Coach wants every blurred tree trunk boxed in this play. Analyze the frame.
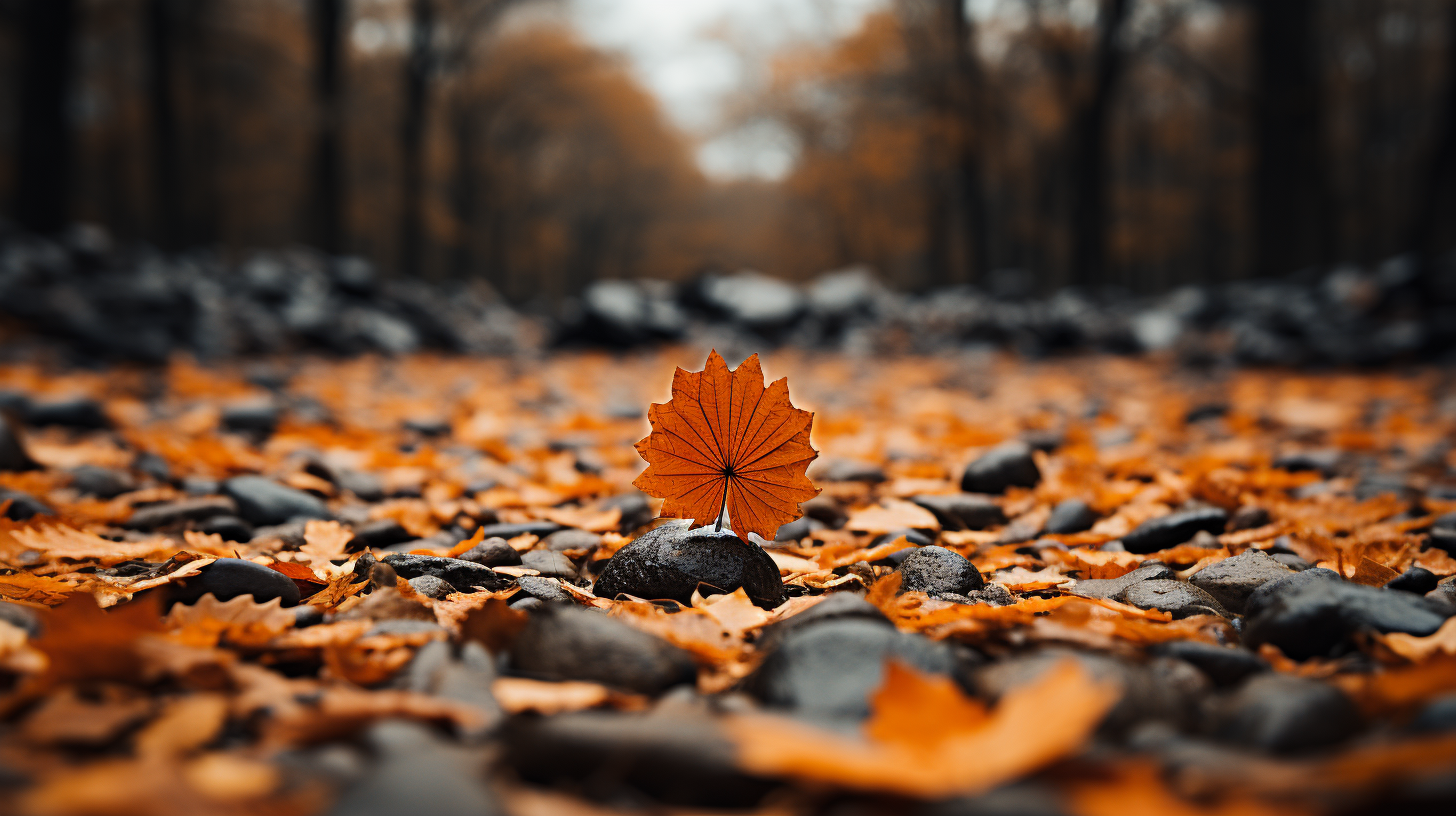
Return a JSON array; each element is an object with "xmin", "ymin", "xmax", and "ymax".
[
  {"xmin": 1069, "ymin": 0, "xmax": 1130, "ymax": 288},
  {"xmin": 1251, "ymin": 0, "xmax": 1327, "ymax": 277},
  {"xmin": 15, "ymin": 0, "xmax": 77, "ymax": 234},
  {"xmin": 1409, "ymin": 2, "xmax": 1456, "ymax": 284},
  {"xmin": 947, "ymin": 0, "xmax": 989, "ymax": 285},
  {"xmin": 400, "ymin": 0, "xmax": 436, "ymax": 278},
  {"xmin": 310, "ymin": 0, "xmax": 346, "ymax": 255},
  {"xmin": 450, "ymin": 103, "xmax": 478, "ymax": 278},
  {"xmin": 145, "ymin": 0, "xmax": 181, "ymax": 249}
]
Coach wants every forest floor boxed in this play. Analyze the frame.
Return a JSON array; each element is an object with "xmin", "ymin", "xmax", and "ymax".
[{"xmin": 1, "ymin": 348, "xmax": 1455, "ymax": 815}]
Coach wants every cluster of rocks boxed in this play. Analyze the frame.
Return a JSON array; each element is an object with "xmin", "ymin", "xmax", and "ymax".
[
  {"xmin": 3, "ymin": 223, "xmax": 1454, "ymax": 366},
  {"xmin": 0, "ymin": 224, "xmax": 528, "ymax": 362}
]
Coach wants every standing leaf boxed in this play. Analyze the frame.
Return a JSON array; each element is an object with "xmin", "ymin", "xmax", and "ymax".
[{"xmin": 633, "ymin": 351, "xmax": 819, "ymax": 543}]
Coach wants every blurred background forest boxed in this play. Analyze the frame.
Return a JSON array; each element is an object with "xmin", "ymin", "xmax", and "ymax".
[{"xmin": 1, "ymin": 0, "xmax": 1455, "ymax": 305}]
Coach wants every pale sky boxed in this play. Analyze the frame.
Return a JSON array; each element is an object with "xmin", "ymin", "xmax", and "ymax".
[{"xmin": 568, "ymin": 0, "xmax": 888, "ymax": 180}]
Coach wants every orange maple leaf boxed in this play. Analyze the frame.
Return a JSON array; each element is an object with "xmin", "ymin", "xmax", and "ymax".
[{"xmin": 632, "ymin": 350, "xmax": 819, "ymax": 543}]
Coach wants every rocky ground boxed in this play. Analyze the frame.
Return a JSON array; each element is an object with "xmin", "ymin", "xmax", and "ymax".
[
  {"xmin": 3, "ymin": 223, "xmax": 1455, "ymax": 367},
  {"xmin": 1, "ymin": 349, "xmax": 1455, "ymax": 815}
]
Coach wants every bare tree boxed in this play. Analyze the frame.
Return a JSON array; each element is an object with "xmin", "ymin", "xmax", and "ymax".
[
  {"xmin": 311, "ymin": 0, "xmax": 347, "ymax": 254},
  {"xmin": 1068, "ymin": 0, "xmax": 1131, "ymax": 287},
  {"xmin": 15, "ymin": 0, "xmax": 77, "ymax": 234}
]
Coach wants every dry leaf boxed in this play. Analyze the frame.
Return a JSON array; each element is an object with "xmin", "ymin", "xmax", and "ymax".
[{"xmin": 632, "ymin": 351, "xmax": 819, "ymax": 542}]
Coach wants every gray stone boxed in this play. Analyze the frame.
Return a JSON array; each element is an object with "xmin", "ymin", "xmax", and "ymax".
[
  {"xmin": 1385, "ymin": 566, "xmax": 1439, "ymax": 595},
  {"xmin": 516, "ymin": 576, "xmax": 574, "ymax": 604},
  {"xmin": 323, "ymin": 720, "xmax": 501, "ymax": 816},
  {"xmin": 593, "ymin": 522, "xmax": 784, "ymax": 609},
  {"xmin": 1044, "ymin": 498, "xmax": 1097, "ymax": 534},
  {"xmin": 1120, "ymin": 507, "xmax": 1228, "ymax": 554},
  {"xmin": 68, "ymin": 465, "xmax": 135, "ymax": 499},
  {"xmin": 542, "ymin": 529, "xmax": 602, "ymax": 552},
  {"xmin": 456, "ymin": 538, "xmax": 520, "ymax": 567},
  {"xmin": 1188, "ymin": 550, "xmax": 1296, "ymax": 614},
  {"xmin": 1245, "ymin": 573, "xmax": 1450, "ymax": 660},
  {"xmin": 960, "ymin": 441, "xmax": 1040, "ymax": 494},
  {"xmin": 508, "ymin": 605, "xmax": 697, "ymax": 695},
  {"xmin": 911, "ymin": 493, "xmax": 1007, "ymax": 531},
  {"xmin": 125, "ymin": 496, "xmax": 238, "ymax": 530},
  {"xmin": 350, "ymin": 519, "xmax": 412, "ymax": 550},
  {"xmin": 0, "ymin": 489, "xmax": 50, "ymax": 521},
  {"xmin": 167, "ymin": 558, "xmax": 300, "ymax": 607},
  {"xmin": 1148, "ymin": 640, "xmax": 1269, "ymax": 687},
  {"xmin": 1069, "ymin": 562, "xmax": 1175, "ymax": 601},
  {"xmin": 408, "ymin": 575, "xmax": 455, "ymax": 600},
  {"xmin": 381, "ymin": 554, "xmax": 505, "ymax": 592},
  {"xmin": 520, "ymin": 550, "xmax": 577, "ymax": 580},
  {"xmin": 809, "ymin": 458, "xmax": 886, "ymax": 483},
  {"xmin": 1227, "ymin": 505, "xmax": 1272, "ymax": 531},
  {"xmin": 223, "ymin": 476, "xmax": 329, "ymax": 526},
  {"xmin": 1214, "ymin": 674, "xmax": 1360, "ymax": 754},
  {"xmin": 1121, "ymin": 579, "xmax": 1229, "ymax": 618},
  {"xmin": 897, "ymin": 545, "xmax": 985, "ymax": 596}
]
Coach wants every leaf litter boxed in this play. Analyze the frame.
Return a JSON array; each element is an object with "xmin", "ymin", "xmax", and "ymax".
[{"xmin": 0, "ymin": 351, "xmax": 1451, "ymax": 813}]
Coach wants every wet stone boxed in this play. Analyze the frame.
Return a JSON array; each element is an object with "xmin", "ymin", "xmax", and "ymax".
[
  {"xmin": 744, "ymin": 617, "xmax": 960, "ymax": 721},
  {"xmin": 1120, "ymin": 507, "xmax": 1228, "ymax": 554},
  {"xmin": 1044, "ymin": 498, "xmax": 1097, "ymax": 534},
  {"xmin": 1385, "ymin": 566, "xmax": 1439, "ymax": 595},
  {"xmin": 593, "ymin": 522, "xmax": 785, "ymax": 609},
  {"xmin": 1188, "ymin": 549, "xmax": 1296, "ymax": 614},
  {"xmin": 911, "ymin": 493, "xmax": 1006, "ymax": 531},
  {"xmin": 516, "ymin": 575, "xmax": 574, "ymax": 604},
  {"xmin": 349, "ymin": 518, "xmax": 412, "ymax": 550},
  {"xmin": 68, "ymin": 465, "xmax": 135, "ymax": 499},
  {"xmin": 222, "ymin": 475, "xmax": 329, "ymax": 526},
  {"xmin": 196, "ymin": 515, "xmax": 253, "ymax": 543},
  {"xmin": 1273, "ymin": 553, "xmax": 1314, "ymax": 571},
  {"xmin": 510, "ymin": 596, "xmax": 544, "ymax": 612},
  {"xmin": 125, "ymin": 496, "xmax": 237, "ymax": 530},
  {"xmin": 508, "ymin": 604, "xmax": 697, "ymax": 695},
  {"xmin": 381, "ymin": 554, "xmax": 506, "ymax": 592},
  {"xmin": 457, "ymin": 538, "xmax": 520, "ymax": 567},
  {"xmin": 1120, "ymin": 579, "xmax": 1229, "ymax": 618},
  {"xmin": 1244, "ymin": 572, "xmax": 1450, "ymax": 660},
  {"xmin": 520, "ymin": 550, "xmax": 577, "ymax": 580},
  {"xmin": 543, "ymin": 528, "xmax": 603, "ymax": 552},
  {"xmin": 0, "ymin": 489, "xmax": 51, "ymax": 521},
  {"xmin": 896, "ymin": 545, "xmax": 984, "ymax": 597},
  {"xmin": 408, "ymin": 575, "xmax": 455, "ymax": 600},
  {"xmin": 1215, "ymin": 674, "xmax": 1361, "ymax": 754},
  {"xmin": 220, "ymin": 400, "xmax": 280, "ymax": 436},
  {"xmin": 1070, "ymin": 562, "xmax": 1175, "ymax": 601},
  {"xmin": 167, "ymin": 558, "xmax": 300, "ymax": 607},
  {"xmin": 1148, "ymin": 640, "xmax": 1269, "ymax": 687},
  {"xmin": 960, "ymin": 441, "xmax": 1040, "ymax": 494}
]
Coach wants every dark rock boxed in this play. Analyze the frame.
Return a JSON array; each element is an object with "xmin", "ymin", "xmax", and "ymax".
[
  {"xmin": 251, "ymin": 521, "xmax": 309, "ymax": 549},
  {"xmin": 996, "ymin": 513, "xmax": 1044, "ymax": 544},
  {"xmin": 381, "ymin": 554, "xmax": 505, "ymax": 592},
  {"xmin": 222, "ymin": 476, "xmax": 329, "ymax": 526},
  {"xmin": 974, "ymin": 648, "xmax": 1196, "ymax": 734},
  {"xmin": 1273, "ymin": 449, "xmax": 1342, "ymax": 476},
  {"xmin": 911, "ymin": 493, "xmax": 1007, "ymax": 531},
  {"xmin": 125, "ymin": 496, "xmax": 237, "ymax": 530},
  {"xmin": 773, "ymin": 515, "xmax": 824, "ymax": 541},
  {"xmin": 322, "ymin": 720, "xmax": 501, "ymax": 816},
  {"xmin": 872, "ymin": 527, "xmax": 935, "ymax": 549},
  {"xmin": 517, "ymin": 576, "xmax": 574, "ymax": 604},
  {"xmin": 1188, "ymin": 550, "xmax": 1296, "ymax": 614},
  {"xmin": 0, "ymin": 489, "xmax": 51, "ymax": 521},
  {"xmin": 293, "ymin": 606, "xmax": 325, "ymax": 628},
  {"xmin": 1427, "ymin": 581, "xmax": 1456, "ymax": 614},
  {"xmin": 1228, "ymin": 505, "xmax": 1272, "ymax": 531},
  {"xmin": 0, "ymin": 600, "xmax": 41, "ymax": 637},
  {"xmin": 1273, "ymin": 553, "xmax": 1314, "ymax": 571},
  {"xmin": 401, "ymin": 641, "xmax": 500, "ymax": 732},
  {"xmin": 336, "ymin": 469, "xmax": 385, "ymax": 502},
  {"xmin": 1185, "ymin": 402, "xmax": 1229, "ymax": 423},
  {"xmin": 25, "ymin": 396, "xmax": 109, "ymax": 429},
  {"xmin": 1431, "ymin": 528, "xmax": 1456, "ymax": 556},
  {"xmin": 809, "ymin": 458, "xmax": 886, "ymax": 483},
  {"xmin": 1148, "ymin": 641, "xmax": 1269, "ymax": 687},
  {"xmin": 457, "ymin": 538, "xmax": 520, "ymax": 567},
  {"xmin": 800, "ymin": 496, "xmax": 848, "ymax": 528},
  {"xmin": 167, "ymin": 558, "xmax": 300, "ymax": 607},
  {"xmin": 510, "ymin": 596, "xmax": 544, "ymax": 612},
  {"xmin": 595, "ymin": 492, "xmax": 654, "ymax": 531},
  {"xmin": 508, "ymin": 604, "xmax": 696, "ymax": 695},
  {"xmin": 1120, "ymin": 507, "xmax": 1228, "ymax": 554},
  {"xmin": 68, "ymin": 465, "xmax": 136, "ymax": 499},
  {"xmin": 504, "ymin": 709, "xmax": 773, "ymax": 808},
  {"xmin": 1409, "ymin": 694, "xmax": 1456, "ymax": 733},
  {"xmin": 897, "ymin": 545, "xmax": 984, "ymax": 596},
  {"xmin": 1215, "ymin": 674, "xmax": 1360, "ymax": 754},
  {"xmin": 1019, "ymin": 429, "xmax": 1065, "ymax": 453},
  {"xmin": 350, "ymin": 519, "xmax": 412, "ymax": 550},
  {"xmin": 1070, "ymin": 562, "xmax": 1175, "ymax": 601},
  {"xmin": 196, "ymin": 515, "xmax": 253, "ymax": 542},
  {"xmin": 181, "ymin": 477, "xmax": 219, "ymax": 496},
  {"xmin": 754, "ymin": 593, "xmax": 888, "ymax": 653},
  {"xmin": 960, "ymin": 441, "xmax": 1040, "ymax": 494},
  {"xmin": 408, "ymin": 575, "xmax": 456, "ymax": 600},
  {"xmin": 696, "ymin": 272, "xmax": 805, "ymax": 331},
  {"xmin": 220, "ymin": 400, "xmax": 280, "ymax": 436},
  {"xmin": 1121, "ymin": 579, "xmax": 1229, "ymax": 618},
  {"xmin": 520, "ymin": 550, "xmax": 577, "ymax": 580},
  {"xmin": 593, "ymin": 522, "xmax": 785, "ymax": 609},
  {"xmin": 1355, "ymin": 473, "xmax": 1415, "ymax": 502},
  {"xmin": 542, "ymin": 529, "xmax": 602, "ymax": 552},
  {"xmin": 744, "ymin": 617, "xmax": 960, "ymax": 720},
  {"xmin": 402, "ymin": 417, "xmax": 450, "ymax": 437},
  {"xmin": 1386, "ymin": 566, "xmax": 1439, "ymax": 595},
  {"xmin": 1044, "ymin": 498, "xmax": 1097, "ymax": 534},
  {"xmin": 474, "ymin": 521, "xmax": 562, "ymax": 539},
  {"xmin": 0, "ymin": 414, "xmax": 39, "ymax": 472},
  {"xmin": 1245, "ymin": 574, "xmax": 1450, "ymax": 660},
  {"xmin": 1244, "ymin": 568, "xmax": 1342, "ymax": 619},
  {"xmin": 940, "ymin": 584, "xmax": 1017, "ymax": 607}
]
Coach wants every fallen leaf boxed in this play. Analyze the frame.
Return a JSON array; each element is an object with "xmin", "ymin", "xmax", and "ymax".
[
  {"xmin": 632, "ymin": 350, "xmax": 819, "ymax": 542},
  {"xmin": 492, "ymin": 677, "xmax": 648, "ymax": 715}
]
